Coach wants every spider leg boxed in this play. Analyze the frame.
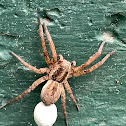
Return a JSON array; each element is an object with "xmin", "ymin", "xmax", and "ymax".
[
  {"xmin": 74, "ymin": 40, "xmax": 106, "ymax": 72},
  {"xmin": 43, "ymin": 23, "xmax": 57, "ymax": 63},
  {"xmin": 0, "ymin": 76, "xmax": 48, "ymax": 109},
  {"xmin": 73, "ymin": 51, "xmax": 116, "ymax": 77},
  {"xmin": 11, "ymin": 52, "xmax": 49, "ymax": 74},
  {"xmin": 64, "ymin": 81, "xmax": 80, "ymax": 111},
  {"xmin": 38, "ymin": 18, "xmax": 51, "ymax": 65},
  {"xmin": 61, "ymin": 85, "xmax": 68, "ymax": 126}
]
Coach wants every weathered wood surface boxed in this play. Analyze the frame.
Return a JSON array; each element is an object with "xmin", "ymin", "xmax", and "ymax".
[{"xmin": 0, "ymin": 0, "xmax": 126, "ymax": 126}]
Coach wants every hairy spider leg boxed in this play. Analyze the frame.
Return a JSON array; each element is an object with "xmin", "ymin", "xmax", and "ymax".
[
  {"xmin": 11, "ymin": 52, "xmax": 49, "ymax": 74},
  {"xmin": 73, "ymin": 51, "xmax": 116, "ymax": 77},
  {"xmin": 38, "ymin": 18, "xmax": 51, "ymax": 65},
  {"xmin": 0, "ymin": 76, "xmax": 48, "ymax": 109},
  {"xmin": 64, "ymin": 81, "xmax": 80, "ymax": 111},
  {"xmin": 61, "ymin": 85, "xmax": 68, "ymax": 126},
  {"xmin": 43, "ymin": 23, "xmax": 57, "ymax": 63},
  {"xmin": 74, "ymin": 40, "xmax": 106, "ymax": 72}
]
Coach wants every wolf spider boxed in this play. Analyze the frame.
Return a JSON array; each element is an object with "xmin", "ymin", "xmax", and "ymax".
[{"xmin": 0, "ymin": 18, "xmax": 115, "ymax": 126}]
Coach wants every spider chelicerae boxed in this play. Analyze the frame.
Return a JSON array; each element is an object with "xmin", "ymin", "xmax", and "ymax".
[{"xmin": 0, "ymin": 18, "xmax": 115, "ymax": 126}]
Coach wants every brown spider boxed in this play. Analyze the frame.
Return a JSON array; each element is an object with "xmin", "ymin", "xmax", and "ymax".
[{"xmin": 0, "ymin": 18, "xmax": 115, "ymax": 126}]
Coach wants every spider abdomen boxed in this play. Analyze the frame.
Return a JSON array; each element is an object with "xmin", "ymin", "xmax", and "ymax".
[{"xmin": 41, "ymin": 80, "xmax": 61, "ymax": 105}]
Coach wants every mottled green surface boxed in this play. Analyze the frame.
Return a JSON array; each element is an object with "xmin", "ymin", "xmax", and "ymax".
[{"xmin": 0, "ymin": 0, "xmax": 126, "ymax": 126}]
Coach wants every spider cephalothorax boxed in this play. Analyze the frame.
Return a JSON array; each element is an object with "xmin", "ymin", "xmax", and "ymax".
[{"xmin": 0, "ymin": 18, "xmax": 115, "ymax": 126}]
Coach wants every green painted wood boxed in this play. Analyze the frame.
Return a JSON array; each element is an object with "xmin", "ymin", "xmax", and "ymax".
[{"xmin": 0, "ymin": 0, "xmax": 126, "ymax": 126}]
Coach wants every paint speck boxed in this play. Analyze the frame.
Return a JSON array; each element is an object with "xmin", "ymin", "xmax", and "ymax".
[
  {"xmin": 116, "ymin": 80, "xmax": 119, "ymax": 83},
  {"xmin": 0, "ymin": 50, "xmax": 11, "ymax": 60},
  {"xmin": 116, "ymin": 89, "xmax": 120, "ymax": 94}
]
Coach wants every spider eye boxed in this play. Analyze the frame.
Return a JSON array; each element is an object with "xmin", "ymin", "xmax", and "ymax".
[
  {"xmin": 71, "ymin": 61, "xmax": 76, "ymax": 66},
  {"xmin": 71, "ymin": 62, "xmax": 73, "ymax": 65},
  {"xmin": 57, "ymin": 55, "xmax": 60, "ymax": 61},
  {"xmin": 58, "ymin": 55, "xmax": 63, "ymax": 62}
]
